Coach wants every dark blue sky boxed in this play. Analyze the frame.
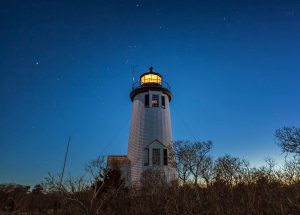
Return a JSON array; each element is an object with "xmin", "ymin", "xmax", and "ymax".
[{"xmin": 1, "ymin": 0, "xmax": 300, "ymax": 185}]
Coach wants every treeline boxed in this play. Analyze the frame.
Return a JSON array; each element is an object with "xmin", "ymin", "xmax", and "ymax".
[{"xmin": 1, "ymin": 127, "xmax": 300, "ymax": 215}]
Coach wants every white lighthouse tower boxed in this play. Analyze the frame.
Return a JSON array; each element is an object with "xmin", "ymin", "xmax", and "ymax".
[{"xmin": 127, "ymin": 67, "xmax": 176, "ymax": 185}]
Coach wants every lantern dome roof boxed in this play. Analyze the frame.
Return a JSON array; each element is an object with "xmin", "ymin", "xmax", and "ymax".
[{"xmin": 130, "ymin": 66, "xmax": 172, "ymax": 101}]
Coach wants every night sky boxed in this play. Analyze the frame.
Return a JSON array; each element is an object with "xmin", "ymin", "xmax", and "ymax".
[{"xmin": 1, "ymin": 0, "xmax": 300, "ymax": 185}]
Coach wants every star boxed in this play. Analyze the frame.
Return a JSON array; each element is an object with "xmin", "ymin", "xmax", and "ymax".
[{"xmin": 35, "ymin": 61, "xmax": 39, "ymax": 65}]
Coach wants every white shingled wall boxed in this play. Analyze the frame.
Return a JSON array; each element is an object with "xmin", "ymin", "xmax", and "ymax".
[{"xmin": 127, "ymin": 90, "xmax": 176, "ymax": 185}]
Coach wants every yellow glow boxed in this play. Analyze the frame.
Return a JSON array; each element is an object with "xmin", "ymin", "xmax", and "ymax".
[{"xmin": 141, "ymin": 74, "xmax": 162, "ymax": 85}]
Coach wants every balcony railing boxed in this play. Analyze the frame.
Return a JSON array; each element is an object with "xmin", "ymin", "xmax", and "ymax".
[{"xmin": 131, "ymin": 81, "xmax": 171, "ymax": 91}]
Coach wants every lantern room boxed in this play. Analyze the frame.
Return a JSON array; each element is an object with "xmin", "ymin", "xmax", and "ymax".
[
  {"xmin": 130, "ymin": 66, "xmax": 172, "ymax": 102},
  {"xmin": 140, "ymin": 66, "xmax": 162, "ymax": 85}
]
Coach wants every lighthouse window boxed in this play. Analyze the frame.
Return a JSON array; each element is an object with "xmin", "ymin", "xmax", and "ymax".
[
  {"xmin": 152, "ymin": 148, "xmax": 160, "ymax": 166},
  {"xmin": 145, "ymin": 94, "xmax": 149, "ymax": 108},
  {"xmin": 152, "ymin": 95, "xmax": 159, "ymax": 107},
  {"xmin": 161, "ymin": 96, "xmax": 165, "ymax": 109},
  {"xmin": 144, "ymin": 148, "xmax": 149, "ymax": 166},
  {"xmin": 163, "ymin": 149, "xmax": 168, "ymax": 165}
]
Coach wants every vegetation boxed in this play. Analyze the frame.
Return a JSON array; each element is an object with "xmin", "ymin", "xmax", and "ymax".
[{"xmin": 1, "ymin": 127, "xmax": 300, "ymax": 214}]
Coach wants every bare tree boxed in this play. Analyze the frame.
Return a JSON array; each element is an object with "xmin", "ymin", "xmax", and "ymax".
[
  {"xmin": 281, "ymin": 156, "xmax": 300, "ymax": 184},
  {"xmin": 42, "ymin": 156, "xmax": 124, "ymax": 215},
  {"xmin": 173, "ymin": 140, "xmax": 213, "ymax": 185},
  {"xmin": 173, "ymin": 141, "xmax": 193, "ymax": 184},
  {"xmin": 82, "ymin": 156, "xmax": 126, "ymax": 214},
  {"xmin": 189, "ymin": 141, "xmax": 212, "ymax": 185},
  {"xmin": 200, "ymin": 156, "xmax": 214, "ymax": 186},
  {"xmin": 85, "ymin": 156, "xmax": 109, "ymax": 214},
  {"xmin": 213, "ymin": 154, "xmax": 244, "ymax": 186},
  {"xmin": 275, "ymin": 127, "xmax": 300, "ymax": 156},
  {"xmin": 262, "ymin": 157, "xmax": 278, "ymax": 182},
  {"xmin": 43, "ymin": 172, "xmax": 90, "ymax": 214}
]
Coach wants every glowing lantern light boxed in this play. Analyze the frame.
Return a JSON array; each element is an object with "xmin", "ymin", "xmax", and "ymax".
[{"xmin": 140, "ymin": 73, "xmax": 162, "ymax": 85}]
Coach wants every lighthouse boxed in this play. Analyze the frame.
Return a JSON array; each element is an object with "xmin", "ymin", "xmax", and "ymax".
[{"xmin": 127, "ymin": 67, "xmax": 176, "ymax": 185}]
